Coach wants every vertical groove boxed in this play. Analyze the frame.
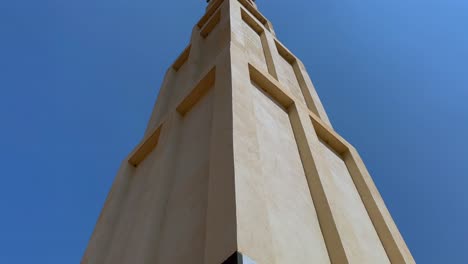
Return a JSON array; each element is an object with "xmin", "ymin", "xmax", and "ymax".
[
  {"xmin": 260, "ymin": 33, "xmax": 278, "ymax": 79},
  {"xmin": 292, "ymin": 62, "xmax": 321, "ymax": 116},
  {"xmin": 343, "ymin": 150, "xmax": 415, "ymax": 264},
  {"xmin": 288, "ymin": 105, "xmax": 349, "ymax": 264}
]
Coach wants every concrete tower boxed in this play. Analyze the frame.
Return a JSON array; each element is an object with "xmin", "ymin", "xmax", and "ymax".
[{"xmin": 82, "ymin": 0, "xmax": 415, "ymax": 263}]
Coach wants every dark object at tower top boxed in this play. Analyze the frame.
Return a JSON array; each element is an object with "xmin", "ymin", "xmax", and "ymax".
[{"xmin": 207, "ymin": 0, "xmax": 255, "ymax": 2}]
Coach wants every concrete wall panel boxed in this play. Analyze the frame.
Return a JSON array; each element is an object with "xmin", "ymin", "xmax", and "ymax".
[
  {"xmin": 318, "ymin": 139, "xmax": 390, "ymax": 264},
  {"xmin": 234, "ymin": 81, "xmax": 330, "ymax": 264},
  {"xmin": 242, "ymin": 21, "xmax": 268, "ymax": 73},
  {"xmin": 156, "ymin": 88, "xmax": 214, "ymax": 264},
  {"xmin": 276, "ymin": 54, "xmax": 305, "ymax": 105}
]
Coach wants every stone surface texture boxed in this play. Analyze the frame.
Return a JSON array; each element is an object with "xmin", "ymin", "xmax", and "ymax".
[{"xmin": 82, "ymin": 0, "xmax": 416, "ymax": 263}]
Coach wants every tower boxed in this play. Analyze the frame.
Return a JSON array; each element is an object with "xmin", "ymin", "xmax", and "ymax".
[{"xmin": 82, "ymin": 0, "xmax": 415, "ymax": 263}]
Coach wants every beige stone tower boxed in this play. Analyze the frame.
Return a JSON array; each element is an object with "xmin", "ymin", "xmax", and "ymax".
[{"xmin": 82, "ymin": 0, "xmax": 415, "ymax": 263}]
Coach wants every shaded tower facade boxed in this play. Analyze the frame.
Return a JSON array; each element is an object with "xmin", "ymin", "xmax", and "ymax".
[{"xmin": 82, "ymin": 0, "xmax": 415, "ymax": 263}]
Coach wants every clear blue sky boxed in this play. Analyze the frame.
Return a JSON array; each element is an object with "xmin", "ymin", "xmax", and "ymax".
[{"xmin": 0, "ymin": 0, "xmax": 467, "ymax": 263}]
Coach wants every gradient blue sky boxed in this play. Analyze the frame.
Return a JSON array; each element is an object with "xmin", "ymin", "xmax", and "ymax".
[{"xmin": 1, "ymin": 0, "xmax": 467, "ymax": 263}]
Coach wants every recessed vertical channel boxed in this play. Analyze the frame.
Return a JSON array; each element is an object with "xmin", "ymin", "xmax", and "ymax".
[
  {"xmin": 236, "ymin": 66, "xmax": 331, "ymax": 262},
  {"xmin": 274, "ymin": 41, "xmax": 307, "ymax": 105},
  {"xmin": 241, "ymin": 9, "xmax": 276, "ymax": 78},
  {"xmin": 274, "ymin": 40, "xmax": 323, "ymax": 119},
  {"xmin": 313, "ymin": 124, "xmax": 391, "ymax": 263},
  {"xmin": 238, "ymin": 0, "xmax": 270, "ymax": 32}
]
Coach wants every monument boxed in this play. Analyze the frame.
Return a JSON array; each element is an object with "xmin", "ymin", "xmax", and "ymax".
[{"xmin": 82, "ymin": 0, "xmax": 415, "ymax": 263}]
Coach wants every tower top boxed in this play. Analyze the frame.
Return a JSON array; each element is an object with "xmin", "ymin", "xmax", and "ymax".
[
  {"xmin": 207, "ymin": 0, "xmax": 257, "ymax": 11},
  {"xmin": 207, "ymin": 0, "xmax": 255, "ymax": 2}
]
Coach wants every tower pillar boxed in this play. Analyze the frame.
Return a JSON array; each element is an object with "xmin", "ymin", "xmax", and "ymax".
[{"xmin": 82, "ymin": 0, "xmax": 415, "ymax": 263}]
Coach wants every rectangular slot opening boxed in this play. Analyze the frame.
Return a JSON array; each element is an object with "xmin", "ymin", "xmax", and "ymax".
[
  {"xmin": 198, "ymin": 0, "xmax": 224, "ymax": 29},
  {"xmin": 248, "ymin": 63, "xmax": 293, "ymax": 108},
  {"xmin": 241, "ymin": 9, "xmax": 277, "ymax": 78},
  {"xmin": 275, "ymin": 40, "xmax": 296, "ymax": 64},
  {"xmin": 238, "ymin": 0, "xmax": 269, "ymax": 30},
  {"xmin": 275, "ymin": 39, "xmax": 324, "ymax": 117},
  {"xmin": 172, "ymin": 45, "xmax": 191, "ymax": 71},
  {"xmin": 241, "ymin": 8, "xmax": 263, "ymax": 34},
  {"xmin": 310, "ymin": 114, "xmax": 348, "ymax": 155},
  {"xmin": 129, "ymin": 124, "xmax": 162, "ymax": 167},
  {"xmin": 201, "ymin": 9, "xmax": 222, "ymax": 38},
  {"xmin": 177, "ymin": 67, "xmax": 216, "ymax": 115}
]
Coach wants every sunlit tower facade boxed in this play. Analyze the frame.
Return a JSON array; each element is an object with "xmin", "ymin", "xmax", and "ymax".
[{"xmin": 82, "ymin": 0, "xmax": 415, "ymax": 263}]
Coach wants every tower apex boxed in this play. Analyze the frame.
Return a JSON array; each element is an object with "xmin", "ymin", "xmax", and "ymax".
[
  {"xmin": 207, "ymin": 0, "xmax": 255, "ymax": 2},
  {"xmin": 207, "ymin": 0, "xmax": 257, "ymax": 10},
  {"xmin": 207, "ymin": 0, "xmax": 255, "ymax": 1}
]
